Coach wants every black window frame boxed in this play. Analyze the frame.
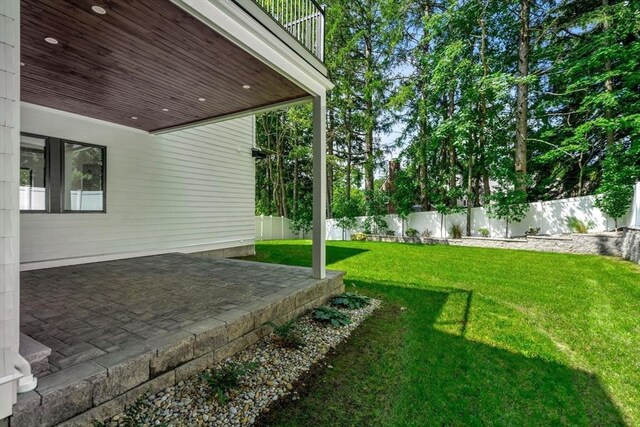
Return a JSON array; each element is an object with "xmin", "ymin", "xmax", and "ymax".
[{"xmin": 19, "ymin": 132, "xmax": 107, "ymax": 214}]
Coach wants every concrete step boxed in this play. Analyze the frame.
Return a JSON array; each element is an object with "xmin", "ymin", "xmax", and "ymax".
[{"xmin": 20, "ymin": 334, "xmax": 52, "ymax": 377}]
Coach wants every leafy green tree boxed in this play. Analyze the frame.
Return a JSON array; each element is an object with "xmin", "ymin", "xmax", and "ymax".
[
  {"xmin": 486, "ymin": 177, "xmax": 530, "ymax": 237},
  {"xmin": 391, "ymin": 167, "xmax": 418, "ymax": 236},
  {"xmin": 363, "ymin": 189, "xmax": 389, "ymax": 234},
  {"xmin": 333, "ymin": 187, "xmax": 365, "ymax": 239},
  {"xmin": 531, "ymin": 0, "xmax": 640, "ymax": 198},
  {"xmin": 595, "ymin": 143, "xmax": 639, "ymax": 229}
]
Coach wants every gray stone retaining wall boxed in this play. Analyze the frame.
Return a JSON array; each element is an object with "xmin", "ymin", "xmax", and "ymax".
[
  {"xmin": 621, "ymin": 228, "xmax": 640, "ymax": 264},
  {"xmin": 366, "ymin": 232, "xmax": 623, "ymax": 256}
]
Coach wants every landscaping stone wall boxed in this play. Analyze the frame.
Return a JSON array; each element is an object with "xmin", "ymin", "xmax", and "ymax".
[
  {"xmin": 621, "ymin": 228, "xmax": 640, "ymax": 264},
  {"xmin": 366, "ymin": 232, "xmax": 623, "ymax": 256}
]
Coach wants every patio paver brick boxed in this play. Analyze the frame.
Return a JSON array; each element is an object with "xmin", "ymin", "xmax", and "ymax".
[{"xmin": 15, "ymin": 253, "xmax": 344, "ymax": 426}]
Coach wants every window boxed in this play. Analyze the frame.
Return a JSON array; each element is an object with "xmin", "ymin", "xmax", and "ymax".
[
  {"xmin": 20, "ymin": 135, "xmax": 47, "ymax": 211},
  {"xmin": 64, "ymin": 142, "xmax": 105, "ymax": 212},
  {"xmin": 19, "ymin": 133, "xmax": 106, "ymax": 213}
]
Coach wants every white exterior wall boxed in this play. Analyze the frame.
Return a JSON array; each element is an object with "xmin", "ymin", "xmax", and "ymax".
[
  {"xmin": 0, "ymin": 0, "xmax": 20, "ymax": 419},
  {"xmin": 20, "ymin": 104, "xmax": 256, "ymax": 270}
]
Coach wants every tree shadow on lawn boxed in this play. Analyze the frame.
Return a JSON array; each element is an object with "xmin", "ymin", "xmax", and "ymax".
[
  {"xmin": 242, "ymin": 243, "xmax": 369, "ymax": 267},
  {"xmin": 260, "ymin": 283, "xmax": 625, "ymax": 427}
]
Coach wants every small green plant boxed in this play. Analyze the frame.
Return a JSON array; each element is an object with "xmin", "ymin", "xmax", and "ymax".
[
  {"xmin": 525, "ymin": 227, "xmax": 540, "ymax": 236},
  {"xmin": 566, "ymin": 216, "xmax": 593, "ymax": 234},
  {"xmin": 421, "ymin": 229, "xmax": 433, "ymax": 238},
  {"xmin": 331, "ymin": 292, "xmax": 371, "ymax": 310},
  {"xmin": 265, "ymin": 319, "xmax": 305, "ymax": 349},
  {"xmin": 200, "ymin": 362, "xmax": 258, "ymax": 403},
  {"xmin": 405, "ymin": 228, "xmax": 419, "ymax": 237},
  {"xmin": 313, "ymin": 306, "xmax": 351, "ymax": 327},
  {"xmin": 351, "ymin": 232, "xmax": 367, "ymax": 241},
  {"xmin": 385, "ymin": 230, "xmax": 396, "ymax": 237},
  {"xmin": 449, "ymin": 224, "xmax": 463, "ymax": 239},
  {"xmin": 478, "ymin": 227, "xmax": 490, "ymax": 237}
]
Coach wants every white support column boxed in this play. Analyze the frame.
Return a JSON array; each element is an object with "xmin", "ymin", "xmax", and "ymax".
[
  {"xmin": 312, "ymin": 94, "xmax": 326, "ymax": 279},
  {"xmin": 0, "ymin": 0, "xmax": 22, "ymax": 419}
]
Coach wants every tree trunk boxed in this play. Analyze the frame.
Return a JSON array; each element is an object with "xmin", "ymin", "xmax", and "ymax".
[
  {"xmin": 419, "ymin": 1, "xmax": 432, "ymax": 210},
  {"xmin": 479, "ymin": 11, "xmax": 491, "ymax": 200},
  {"xmin": 363, "ymin": 16, "xmax": 375, "ymax": 197},
  {"xmin": 467, "ymin": 142, "xmax": 474, "ymax": 236},
  {"xmin": 275, "ymin": 118, "xmax": 288, "ymax": 218},
  {"xmin": 327, "ymin": 108, "xmax": 335, "ymax": 218},
  {"xmin": 448, "ymin": 88, "xmax": 457, "ymax": 207},
  {"xmin": 292, "ymin": 157, "xmax": 298, "ymax": 218},
  {"xmin": 346, "ymin": 128, "xmax": 352, "ymax": 201},
  {"xmin": 603, "ymin": 0, "xmax": 614, "ymax": 146},
  {"xmin": 515, "ymin": 0, "xmax": 530, "ymax": 192}
]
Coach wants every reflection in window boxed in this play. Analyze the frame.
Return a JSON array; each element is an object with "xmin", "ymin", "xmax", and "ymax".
[
  {"xmin": 64, "ymin": 142, "xmax": 105, "ymax": 211},
  {"xmin": 20, "ymin": 135, "xmax": 46, "ymax": 211}
]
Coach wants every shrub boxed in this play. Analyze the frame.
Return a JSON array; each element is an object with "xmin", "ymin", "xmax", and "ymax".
[
  {"xmin": 478, "ymin": 227, "xmax": 490, "ymax": 237},
  {"xmin": 331, "ymin": 292, "xmax": 371, "ymax": 310},
  {"xmin": 405, "ymin": 228, "xmax": 419, "ymax": 238},
  {"xmin": 449, "ymin": 224, "xmax": 463, "ymax": 239},
  {"xmin": 385, "ymin": 230, "xmax": 396, "ymax": 237},
  {"xmin": 351, "ymin": 232, "xmax": 367, "ymax": 241},
  {"xmin": 566, "ymin": 216, "xmax": 593, "ymax": 234},
  {"xmin": 421, "ymin": 229, "xmax": 433, "ymax": 238},
  {"xmin": 313, "ymin": 306, "xmax": 351, "ymax": 327},
  {"xmin": 525, "ymin": 227, "xmax": 540, "ymax": 236},
  {"xmin": 200, "ymin": 362, "xmax": 258, "ymax": 402},
  {"xmin": 265, "ymin": 319, "xmax": 305, "ymax": 349}
]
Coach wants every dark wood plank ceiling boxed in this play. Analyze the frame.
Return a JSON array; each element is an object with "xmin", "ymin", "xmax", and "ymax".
[{"xmin": 21, "ymin": 0, "xmax": 309, "ymax": 132}]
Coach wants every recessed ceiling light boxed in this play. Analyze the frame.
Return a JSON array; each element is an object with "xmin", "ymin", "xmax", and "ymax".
[
  {"xmin": 162, "ymin": 108, "xmax": 169, "ymax": 112},
  {"xmin": 198, "ymin": 98, "xmax": 206, "ymax": 102},
  {"xmin": 45, "ymin": 37, "xmax": 59, "ymax": 45},
  {"xmin": 130, "ymin": 116, "xmax": 138, "ymax": 120},
  {"xmin": 92, "ymin": 5, "xmax": 107, "ymax": 14},
  {"xmin": 242, "ymin": 84, "xmax": 251, "ymax": 90}
]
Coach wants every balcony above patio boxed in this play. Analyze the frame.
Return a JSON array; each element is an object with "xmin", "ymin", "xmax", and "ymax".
[{"xmin": 21, "ymin": 0, "xmax": 331, "ymax": 133}]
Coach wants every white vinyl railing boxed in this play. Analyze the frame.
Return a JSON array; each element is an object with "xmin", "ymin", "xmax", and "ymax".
[{"xmin": 253, "ymin": 0, "xmax": 325, "ymax": 61}]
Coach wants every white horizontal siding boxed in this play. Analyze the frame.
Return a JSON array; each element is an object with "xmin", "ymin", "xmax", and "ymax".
[
  {"xmin": 0, "ymin": 0, "xmax": 20, "ymax": 419},
  {"xmin": 20, "ymin": 103, "xmax": 256, "ymax": 269}
]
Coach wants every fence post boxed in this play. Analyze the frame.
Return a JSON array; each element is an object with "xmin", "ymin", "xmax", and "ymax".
[{"xmin": 632, "ymin": 182, "xmax": 640, "ymax": 228}]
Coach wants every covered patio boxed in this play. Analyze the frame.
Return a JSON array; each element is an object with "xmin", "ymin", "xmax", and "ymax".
[
  {"xmin": 13, "ymin": 254, "xmax": 344, "ymax": 425},
  {"xmin": 0, "ymin": 0, "xmax": 335, "ymax": 423}
]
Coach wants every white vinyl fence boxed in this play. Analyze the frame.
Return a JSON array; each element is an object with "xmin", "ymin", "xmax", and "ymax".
[
  {"xmin": 255, "ymin": 215, "xmax": 307, "ymax": 241},
  {"xmin": 258, "ymin": 183, "xmax": 640, "ymax": 241},
  {"xmin": 327, "ymin": 191, "xmax": 638, "ymax": 240},
  {"xmin": 20, "ymin": 187, "xmax": 104, "ymax": 211}
]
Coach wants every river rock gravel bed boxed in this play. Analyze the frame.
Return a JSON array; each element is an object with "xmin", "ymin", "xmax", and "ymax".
[{"xmin": 101, "ymin": 299, "xmax": 381, "ymax": 426}]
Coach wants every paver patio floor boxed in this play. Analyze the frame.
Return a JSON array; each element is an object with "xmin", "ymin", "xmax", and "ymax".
[{"xmin": 20, "ymin": 253, "xmax": 329, "ymax": 375}]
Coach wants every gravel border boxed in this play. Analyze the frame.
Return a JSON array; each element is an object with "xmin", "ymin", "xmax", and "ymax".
[{"xmin": 101, "ymin": 299, "xmax": 381, "ymax": 426}]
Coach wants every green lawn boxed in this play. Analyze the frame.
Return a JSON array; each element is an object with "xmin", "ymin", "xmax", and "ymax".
[{"xmin": 245, "ymin": 240, "xmax": 639, "ymax": 426}]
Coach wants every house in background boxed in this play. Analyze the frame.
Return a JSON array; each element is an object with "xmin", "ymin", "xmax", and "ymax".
[{"xmin": 0, "ymin": 0, "xmax": 336, "ymax": 424}]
